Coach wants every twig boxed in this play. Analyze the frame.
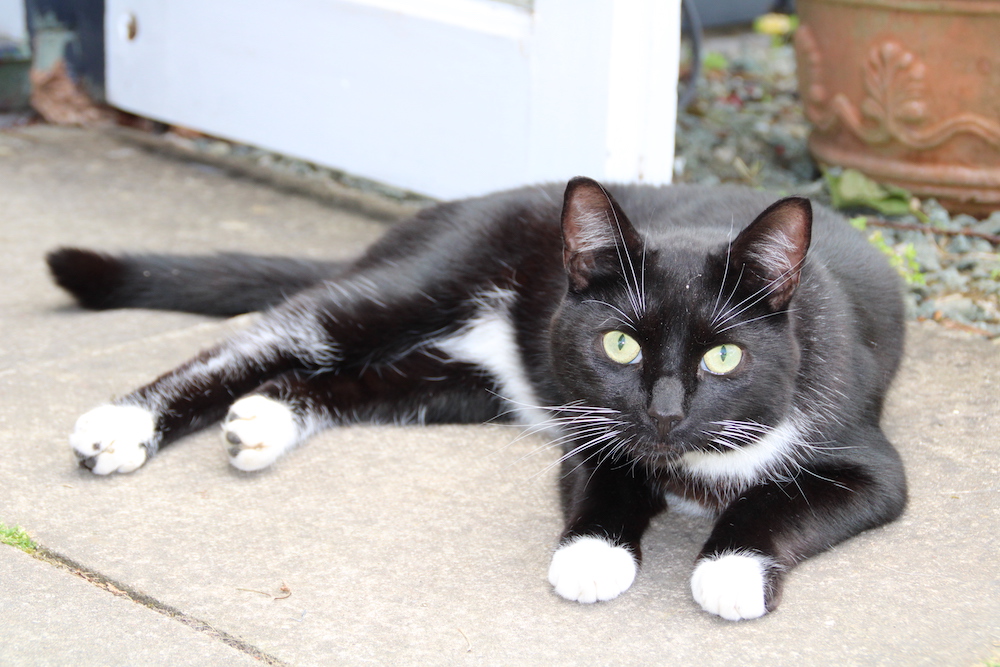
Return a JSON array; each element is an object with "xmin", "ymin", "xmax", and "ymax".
[
  {"xmin": 237, "ymin": 582, "xmax": 292, "ymax": 600},
  {"xmin": 236, "ymin": 587, "xmax": 271, "ymax": 597},
  {"xmin": 866, "ymin": 217, "xmax": 1000, "ymax": 246},
  {"xmin": 457, "ymin": 628, "xmax": 473, "ymax": 653}
]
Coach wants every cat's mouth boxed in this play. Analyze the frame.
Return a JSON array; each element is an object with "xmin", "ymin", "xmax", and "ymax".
[
  {"xmin": 628, "ymin": 430, "xmax": 696, "ymax": 466},
  {"xmin": 631, "ymin": 419, "xmax": 759, "ymax": 468}
]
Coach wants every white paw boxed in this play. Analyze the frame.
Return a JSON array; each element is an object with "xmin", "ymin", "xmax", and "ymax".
[
  {"xmin": 690, "ymin": 552, "xmax": 772, "ymax": 621},
  {"xmin": 548, "ymin": 536, "xmax": 637, "ymax": 604},
  {"xmin": 70, "ymin": 404, "xmax": 155, "ymax": 475},
  {"xmin": 223, "ymin": 395, "xmax": 300, "ymax": 471}
]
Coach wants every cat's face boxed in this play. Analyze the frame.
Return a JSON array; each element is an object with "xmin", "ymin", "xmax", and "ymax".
[{"xmin": 549, "ymin": 178, "xmax": 811, "ymax": 468}]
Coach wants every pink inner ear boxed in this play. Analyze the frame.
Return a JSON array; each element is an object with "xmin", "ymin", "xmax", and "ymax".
[
  {"xmin": 562, "ymin": 179, "xmax": 618, "ymax": 257},
  {"xmin": 731, "ymin": 196, "xmax": 812, "ymax": 310},
  {"xmin": 749, "ymin": 229, "xmax": 802, "ymax": 281},
  {"xmin": 560, "ymin": 177, "xmax": 638, "ymax": 291}
]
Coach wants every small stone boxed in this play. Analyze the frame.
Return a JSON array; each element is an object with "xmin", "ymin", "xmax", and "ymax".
[
  {"xmin": 911, "ymin": 239, "xmax": 942, "ymax": 273},
  {"xmin": 935, "ymin": 267, "xmax": 970, "ymax": 292},
  {"xmin": 205, "ymin": 141, "xmax": 231, "ymax": 157},
  {"xmin": 953, "ymin": 213, "xmax": 979, "ymax": 229},
  {"xmin": 973, "ymin": 278, "xmax": 1000, "ymax": 297},
  {"xmin": 973, "ymin": 214, "xmax": 1000, "ymax": 236},
  {"xmin": 955, "ymin": 256, "xmax": 978, "ymax": 272},
  {"xmin": 713, "ymin": 146, "xmax": 736, "ymax": 164},
  {"xmin": 915, "ymin": 299, "xmax": 939, "ymax": 320},
  {"xmin": 947, "ymin": 235, "xmax": 973, "ymax": 254},
  {"xmin": 924, "ymin": 200, "xmax": 948, "ymax": 223},
  {"xmin": 970, "ymin": 239, "xmax": 996, "ymax": 253},
  {"xmin": 932, "ymin": 296, "xmax": 982, "ymax": 324}
]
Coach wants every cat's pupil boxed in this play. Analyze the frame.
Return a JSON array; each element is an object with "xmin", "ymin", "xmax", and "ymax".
[{"xmin": 616, "ymin": 334, "xmax": 627, "ymax": 351}]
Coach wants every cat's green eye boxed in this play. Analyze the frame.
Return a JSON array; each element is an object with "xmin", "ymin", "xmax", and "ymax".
[
  {"xmin": 701, "ymin": 344, "xmax": 744, "ymax": 375},
  {"xmin": 602, "ymin": 331, "xmax": 642, "ymax": 365}
]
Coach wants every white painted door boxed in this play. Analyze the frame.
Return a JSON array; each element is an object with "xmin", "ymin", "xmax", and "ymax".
[
  {"xmin": 105, "ymin": 0, "xmax": 680, "ymax": 200},
  {"xmin": 0, "ymin": 0, "xmax": 27, "ymax": 43}
]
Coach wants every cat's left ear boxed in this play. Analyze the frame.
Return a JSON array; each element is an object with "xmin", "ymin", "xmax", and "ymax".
[
  {"xmin": 561, "ymin": 177, "xmax": 643, "ymax": 291},
  {"xmin": 730, "ymin": 196, "xmax": 812, "ymax": 310}
]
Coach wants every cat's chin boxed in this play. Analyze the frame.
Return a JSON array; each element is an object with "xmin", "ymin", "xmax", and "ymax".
[{"xmin": 636, "ymin": 447, "xmax": 685, "ymax": 469}]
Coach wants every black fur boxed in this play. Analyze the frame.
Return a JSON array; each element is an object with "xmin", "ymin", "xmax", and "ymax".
[
  {"xmin": 47, "ymin": 248, "xmax": 344, "ymax": 315},
  {"xmin": 51, "ymin": 178, "xmax": 907, "ymax": 618}
]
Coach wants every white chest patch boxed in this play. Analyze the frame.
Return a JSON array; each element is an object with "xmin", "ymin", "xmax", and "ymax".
[
  {"xmin": 435, "ymin": 288, "xmax": 549, "ymax": 427},
  {"xmin": 680, "ymin": 417, "xmax": 805, "ymax": 487}
]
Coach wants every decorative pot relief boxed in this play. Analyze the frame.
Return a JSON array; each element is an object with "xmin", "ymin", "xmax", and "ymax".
[{"xmin": 795, "ymin": 25, "xmax": 1000, "ymax": 151}]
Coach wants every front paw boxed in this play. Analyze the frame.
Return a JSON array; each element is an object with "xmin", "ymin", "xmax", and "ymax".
[
  {"xmin": 690, "ymin": 552, "xmax": 777, "ymax": 621},
  {"xmin": 223, "ymin": 395, "xmax": 300, "ymax": 472},
  {"xmin": 548, "ymin": 536, "xmax": 637, "ymax": 604},
  {"xmin": 70, "ymin": 404, "xmax": 155, "ymax": 475}
]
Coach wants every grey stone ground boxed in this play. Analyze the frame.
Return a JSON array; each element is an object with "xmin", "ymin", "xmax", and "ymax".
[{"xmin": 0, "ymin": 126, "xmax": 998, "ymax": 666}]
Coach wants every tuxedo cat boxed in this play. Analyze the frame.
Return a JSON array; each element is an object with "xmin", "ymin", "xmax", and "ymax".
[{"xmin": 48, "ymin": 177, "xmax": 907, "ymax": 621}]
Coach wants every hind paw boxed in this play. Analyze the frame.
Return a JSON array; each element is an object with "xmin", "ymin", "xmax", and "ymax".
[
  {"xmin": 70, "ymin": 404, "xmax": 155, "ymax": 474},
  {"xmin": 223, "ymin": 396, "xmax": 300, "ymax": 471}
]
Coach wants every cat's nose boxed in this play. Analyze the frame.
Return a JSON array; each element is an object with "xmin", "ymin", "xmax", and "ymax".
[
  {"xmin": 649, "ymin": 410, "xmax": 683, "ymax": 439},
  {"xmin": 648, "ymin": 376, "xmax": 685, "ymax": 439}
]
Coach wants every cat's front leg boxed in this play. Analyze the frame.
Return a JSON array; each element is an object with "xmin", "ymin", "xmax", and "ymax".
[
  {"xmin": 691, "ymin": 440, "xmax": 906, "ymax": 620},
  {"xmin": 548, "ymin": 458, "xmax": 665, "ymax": 603},
  {"xmin": 690, "ymin": 549, "xmax": 783, "ymax": 621},
  {"xmin": 548, "ymin": 535, "xmax": 640, "ymax": 604}
]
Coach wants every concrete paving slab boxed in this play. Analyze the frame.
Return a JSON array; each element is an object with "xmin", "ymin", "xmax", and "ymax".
[
  {"xmin": 0, "ymin": 545, "xmax": 266, "ymax": 666},
  {"xmin": 1, "ymin": 126, "xmax": 998, "ymax": 666}
]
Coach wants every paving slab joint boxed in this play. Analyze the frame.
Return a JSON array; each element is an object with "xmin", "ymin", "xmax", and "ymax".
[{"xmin": 20, "ymin": 542, "xmax": 288, "ymax": 666}]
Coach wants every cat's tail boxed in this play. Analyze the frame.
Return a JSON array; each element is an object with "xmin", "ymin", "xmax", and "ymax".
[{"xmin": 46, "ymin": 248, "xmax": 346, "ymax": 315}]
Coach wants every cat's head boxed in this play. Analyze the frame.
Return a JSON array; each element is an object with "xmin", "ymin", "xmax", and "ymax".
[{"xmin": 549, "ymin": 177, "xmax": 812, "ymax": 469}]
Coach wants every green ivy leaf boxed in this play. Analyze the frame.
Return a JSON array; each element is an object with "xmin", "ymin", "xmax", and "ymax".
[{"xmin": 825, "ymin": 169, "xmax": 914, "ymax": 216}]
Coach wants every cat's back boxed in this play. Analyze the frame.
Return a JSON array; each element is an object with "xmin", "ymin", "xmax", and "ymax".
[
  {"xmin": 606, "ymin": 183, "xmax": 865, "ymax": 243},
  {"xmin": 369, "ymin": 181, "xmax": 900, "ymax": 319},
  {"xmin": 605, "ymin": 183, "xmax": 900, "ymax": 289}
]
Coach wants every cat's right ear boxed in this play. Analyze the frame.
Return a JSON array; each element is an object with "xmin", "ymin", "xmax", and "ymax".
[{"xmin": 561, "ymin": 177, "xmax": 641, "ymax": 291}]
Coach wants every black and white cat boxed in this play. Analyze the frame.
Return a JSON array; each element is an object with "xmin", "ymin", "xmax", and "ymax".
[{"xmin": 48, "ymin": 177, "xmax": 907, "ymax": 621}]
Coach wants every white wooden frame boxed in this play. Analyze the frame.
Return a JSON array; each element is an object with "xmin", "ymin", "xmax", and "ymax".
[
  {"xmin": 105, "ymin": 0, "xmax": 680, "ymax": 199},
  {"xmin": 0, "ymin": 0, "xmax": 28, "ymax": 43}
]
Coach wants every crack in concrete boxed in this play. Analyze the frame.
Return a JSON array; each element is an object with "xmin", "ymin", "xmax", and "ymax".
[{"xmin": 23, "ymin": 542, "xmax": 288, "ymax": 666}]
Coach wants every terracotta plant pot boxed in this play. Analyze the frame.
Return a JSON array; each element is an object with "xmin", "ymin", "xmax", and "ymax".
[{"xmin": 794, "ymin": 0, "xmax": 1000, "ymax": 215}]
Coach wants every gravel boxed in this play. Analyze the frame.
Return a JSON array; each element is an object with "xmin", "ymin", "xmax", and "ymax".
[{"xmin": 674, "ymin": 32, "xmax": 1000, "ymax": 339}]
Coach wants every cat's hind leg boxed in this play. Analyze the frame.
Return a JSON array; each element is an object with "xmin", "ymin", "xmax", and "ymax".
[
  {"xmin": 72, "ymin": 297, "xmax": 336, "ymax": 473},
  {"xmin": 221, "ymin": 353, "xmax": 501, "ymax": 471},
  {"xmin": 223, "ymin": 394, "xmax": 314, "ymax": 472},
  {"xmin": 72, "ymin": 263, "xmax": 503, "ymax": 474},
  {"xmin": 71, "ymin": 404, "xmax": 157, "ymax": 474}
]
